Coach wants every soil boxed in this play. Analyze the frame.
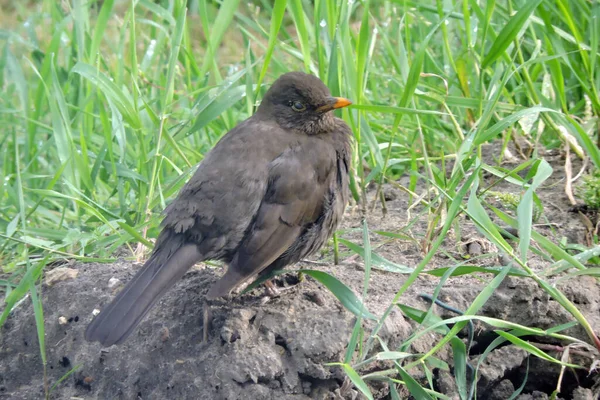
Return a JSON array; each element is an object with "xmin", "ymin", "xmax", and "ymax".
[{"xmin": 1, "ymin": 145, "xmax": 600, "ymax": 399}]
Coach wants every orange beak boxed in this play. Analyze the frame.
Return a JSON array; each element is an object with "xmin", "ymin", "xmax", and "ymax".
[{"xmin": 316, "ymin": 97, "xmax": 352, "ymax": 113}]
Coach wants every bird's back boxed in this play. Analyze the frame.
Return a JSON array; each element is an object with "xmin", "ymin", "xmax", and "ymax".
[{"xmin": 159, "ymin": 117, "xmax": 305, "ymax": 261}]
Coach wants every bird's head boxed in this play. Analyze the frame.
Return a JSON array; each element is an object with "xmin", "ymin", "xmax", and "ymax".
[{"xmin": 257, "ymin": 72, "xmax": 352, "ymax": 135}]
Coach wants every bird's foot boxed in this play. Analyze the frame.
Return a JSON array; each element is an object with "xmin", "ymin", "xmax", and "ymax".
[
  {"xmin": 263, "ymin": 279, "xmax": 281, "ymax": 297},
  {"xmin": 262, "ymin": 273, "xmax": 304, "ymax": 299}
]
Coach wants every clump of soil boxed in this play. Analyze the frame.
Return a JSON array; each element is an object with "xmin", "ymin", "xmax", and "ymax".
[{"xmin": 1, "ymin": 146, "xmax": 600, "ymax": 399}]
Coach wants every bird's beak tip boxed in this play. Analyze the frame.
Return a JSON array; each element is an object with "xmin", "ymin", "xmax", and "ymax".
[
  {"xmin": 317, "ymin": 97, "xmax": 352, "ymax": 113},
  {"xmin": 332, "ymin": 97, "xmax": 352, "ymax": 109}
]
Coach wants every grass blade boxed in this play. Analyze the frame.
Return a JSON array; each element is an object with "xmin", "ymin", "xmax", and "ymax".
[{"xmin": 481, "ymin": 0, "xmax": 543, "ymax": 69}]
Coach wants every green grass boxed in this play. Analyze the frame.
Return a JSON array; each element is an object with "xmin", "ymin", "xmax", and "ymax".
[{"xmin": 1, "ymin": 0, "xmax": 600, "ymax": 398}]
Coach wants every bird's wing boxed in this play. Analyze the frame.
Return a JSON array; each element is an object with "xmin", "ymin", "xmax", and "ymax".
[
  {"xmin": 206, "ymin": 144, "xmax": 334, "ymax": 298},
  {"xmin": 158, "ymin": 119, "xmax": 275, "ymax": 259}
]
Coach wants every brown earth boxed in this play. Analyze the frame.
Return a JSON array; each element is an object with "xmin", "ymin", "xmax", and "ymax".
[{"xmin": 1, "ymin": 145, "xmax": 599, "ymax": 399}]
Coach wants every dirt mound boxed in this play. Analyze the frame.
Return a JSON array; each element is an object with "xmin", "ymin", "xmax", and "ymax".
[
  {"xmin": 2, "ymin": 258, "xmax": 599, "ymax": 399},
  {"xmin": 2, "ymin": 150, "xmax": 600, "ymax": 398}
]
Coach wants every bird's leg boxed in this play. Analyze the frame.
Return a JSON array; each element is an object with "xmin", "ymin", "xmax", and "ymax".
[
  {"xmin": 263, "ymin": 272, "xmax": 305, "ymax": 298},
  {"xmin": 263, "ymin": 279, "xmax": 280, "ymax": 297}
]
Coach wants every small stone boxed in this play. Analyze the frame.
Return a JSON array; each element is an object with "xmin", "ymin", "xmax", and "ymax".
[
  {"xmin": 466, "ymin": 241, "xmax": 483, "ymax": 257},
  {"xmin": 487, "ymin": 379, "xmax": 515, "ymax": 400},
  {"xmin": 498, "ymin": 252, "xmax": 512, "ymax": 266},
  {"xmin": 302, "ymin": 380, "xmax": 312, "ymax": 394},
  {"xmin": 435, "ymin": 369, "xmax": 458, "ymax": 398},
  {"xmin": 461, "ymin": 237, "xmax": 496, "ymax": 258},
  {"xmin": 383, "ymin": 186, "xmax": 399, "ymax": 201},
  {"xmin": 476, "ymin": 345, "xmax": 527, "ymax": 391},
  {"xmin": 160, "ymin": 327, "xmax": 170, "ymax": 342},
  {"xmin": 58, "ymin": 316, "xmax": 68, "ymax": 325},
  {"xmin": 107, "ymin": 277, "xmax": 122, "ymax": 289},
  {"xmin": 503, "ymin": 148, "xmax": 518, "ymax": 163},
  {"xmin": 44, "ymin": 267, "xmax": 78, "ymax": 286},
  {"xmin": 516, "ymin": 391, "xmax": 549, "ymax": 400},
  {"xmin": 304, "ymin": 291, "xmax": 325, "ymax": 306},
  {"xmin": 572, "ymin": 387, "xmax": 594, "ymax": 400},
  {"xmin": 220, "ymin": 327, "xmax": 241, "ymax": 343}
]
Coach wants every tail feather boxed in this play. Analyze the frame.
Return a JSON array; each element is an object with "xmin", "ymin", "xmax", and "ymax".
[{"xmin": 85, "ymin": 244, "xmax": 202, "ymax": 346}]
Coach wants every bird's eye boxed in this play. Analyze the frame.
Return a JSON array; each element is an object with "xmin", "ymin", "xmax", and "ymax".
[{"xmin": 290, "ymin": 101, "xmax": 306, "ymax": 112}]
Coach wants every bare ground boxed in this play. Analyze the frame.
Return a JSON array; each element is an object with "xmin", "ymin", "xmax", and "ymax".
[{"xmin": 1, "ymin": 145, "xmax": 600, "ymax": 399}]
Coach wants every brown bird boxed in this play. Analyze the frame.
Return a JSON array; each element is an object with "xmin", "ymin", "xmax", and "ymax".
[{"xmin": 85, "ymin": 72, "xmax": 353, "ymax": 346}]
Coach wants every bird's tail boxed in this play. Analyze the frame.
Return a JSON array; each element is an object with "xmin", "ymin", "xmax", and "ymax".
[{"xmin": 85, "ymin": 243, "xmax": 202, "ymax": 346}]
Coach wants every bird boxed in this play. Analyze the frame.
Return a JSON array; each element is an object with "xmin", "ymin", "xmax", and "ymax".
[{"xmin": 85, "ymin": 71, "xmax": 353, "ymax": 346}]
